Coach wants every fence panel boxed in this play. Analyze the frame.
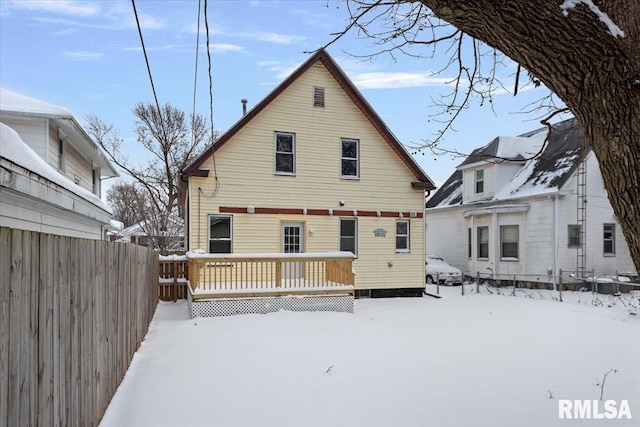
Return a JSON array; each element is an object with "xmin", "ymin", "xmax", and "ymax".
[{"xmin": 0, "ymin": 227, "xmax": 158, "ymax": 427}]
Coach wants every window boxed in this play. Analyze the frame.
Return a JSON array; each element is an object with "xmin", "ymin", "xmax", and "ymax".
[
  {"xmin": 603, "ymin": 223, "xmax": 616, "ymax": 255},
  {"xmin": 477, "ymin": 226, "xmax": 489, "ymax": 259},
  {"xmin": 275, "ymin": 132, "xmax": 295, "ymax": 175},
  {"xmin": 468, "ymin": 228, "xmax": 472, "ymax": 259},
  {"xmin": 396, "ymin": 220, "xmax": 410, "ymax": 252},
  {"xmin": 92, "ymin": 167, "xmax": 100, "ymax": 196},
  {"xmin": 568, "ymin": 224, "xmax": 581, "ymax": 247},
  {"xmin": 58, "ymin": 137, "xmax": 66, "ymax": 172},
  {"xmin": 313, "ymin": 87, "xmax": 325, "ymax": 107},
  {"xmin": 340, "ymin": 218, "xmax": 357, "ymax": 255},
  {"xmin": 475, "ymin": 169, "xmax": 484, "ymax": 193},
  {"xmin": 341, "ymin": 138, "xmax": 359, "ymax": 178},
  {"xmin": 500, "ymin": 225, "xmax": 519, "ymax": 259},
  {"xmin": 208, "ymin": 215, "xmax": 232, "ymax": 253}
]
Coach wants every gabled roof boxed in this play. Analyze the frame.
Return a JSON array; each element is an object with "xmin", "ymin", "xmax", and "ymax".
[
  {"xmin": 183, "ymin": 49, "xmax": 434, "ymax": 190},
  {"xmin": 426, "ymin": 118, "xmax": 588, "ymax": 209},
  {"xmin": 0, "ymin": 87, "xmax": 118, "ymax": 178}
]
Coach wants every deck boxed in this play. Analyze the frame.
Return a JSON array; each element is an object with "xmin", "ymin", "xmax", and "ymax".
[{"xmin": 172, "ymin": 252, "xmax": 356, "ymax": 316}]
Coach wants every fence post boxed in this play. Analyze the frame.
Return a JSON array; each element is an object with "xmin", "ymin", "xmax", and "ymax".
[
  {"xmin": 476, "ymin": 271, "xmax": 480, "ymax": 293},
  {"xmin": 461, "ymin": 273, "xmax": 465, "ymax": 296},
  {"xmin": 558, "ymin": 268, "xmax": 563, "ymax": 302},
  {"xmin": 512, "ymin": 274, "xmax": 516, "ymax": 296},
  {"xmin": 436, "ymin": 272, "xmax": 440, "ymax": 295}
]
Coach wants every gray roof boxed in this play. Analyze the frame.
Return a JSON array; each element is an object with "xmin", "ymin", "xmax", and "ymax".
[{"xmin": 426, "ymin": 118, "xmax": 588, "ymax": 209}]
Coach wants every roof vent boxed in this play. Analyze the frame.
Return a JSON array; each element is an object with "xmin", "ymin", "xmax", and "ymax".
[
  {"xmin": 313, "ymin": 87, "xmax": 325, "ymax": 108},
  {"xmin": 241, "ymin": 99, "xmax": 248, "ymax": 116}
]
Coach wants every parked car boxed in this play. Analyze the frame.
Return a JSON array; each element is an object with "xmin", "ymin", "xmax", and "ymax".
[{"xmin": 426, "ymin": 255, "xmax": 463, "ymax": 285}]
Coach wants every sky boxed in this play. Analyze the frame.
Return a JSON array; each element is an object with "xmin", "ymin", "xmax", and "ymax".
[{"xmin": 0, "ymin": 0, "xmax": 568, "ymax": 193}]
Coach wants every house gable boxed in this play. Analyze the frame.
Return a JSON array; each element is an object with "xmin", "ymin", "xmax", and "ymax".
[
  {"xmin": 183, "ymin": 49, "xmax": 434, "ymax": 190},
  {"xmin": 427, "ymin": 118, "xmax": 588, "ymax": 209}
]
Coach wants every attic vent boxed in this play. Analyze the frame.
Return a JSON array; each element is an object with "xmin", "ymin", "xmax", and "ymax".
[{"xmin": 313, "ymin": 87, "xmax": 325, "ymax": 107}]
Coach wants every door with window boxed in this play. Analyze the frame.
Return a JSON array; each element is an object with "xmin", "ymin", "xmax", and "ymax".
[{"xmin": 281, "ymin": 222, "xmax": 304, "ymax": 283}]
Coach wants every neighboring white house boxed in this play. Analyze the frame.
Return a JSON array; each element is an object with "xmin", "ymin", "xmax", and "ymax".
[
  {"xmin": 114, "ymin": 216, "xmax": 184, "ymax": 251},
  {"xmin": 425, "ymin": 118, "xmax": 636, "ymax": 285},
  {"xmin": 0, "ymin": 88, "xmax": 118, "ymax": 239}
]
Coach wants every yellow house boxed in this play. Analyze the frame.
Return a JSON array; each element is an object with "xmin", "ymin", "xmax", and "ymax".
[{"xmin": 183, "ymin": 49, "xmax": 435, "ymax": 299}]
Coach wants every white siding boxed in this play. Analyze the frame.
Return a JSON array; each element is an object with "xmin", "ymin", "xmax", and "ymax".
[{"xmin": 0, "ymin": 116, "xmax": 48, "ymax": 159}]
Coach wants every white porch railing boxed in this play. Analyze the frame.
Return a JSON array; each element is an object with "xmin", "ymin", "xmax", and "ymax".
[{"xmin": 186, "ymin": 252, "xmax": 355, "ymax": 298}]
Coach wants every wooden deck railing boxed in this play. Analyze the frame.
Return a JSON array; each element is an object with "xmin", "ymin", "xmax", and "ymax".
[
  {"xmin": 158, "ymin": 255, "xmax": 189, "ymax": 301},
  {"xmin": 186, "ymin": 252, "xmax": 355, "ymax": 298}
]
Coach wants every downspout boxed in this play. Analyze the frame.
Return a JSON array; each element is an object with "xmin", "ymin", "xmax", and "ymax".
[
  {"xmin": 492, "ymin": 211, "xmax": 499, "ymax": 277},
  {"xmin": 470, "ymin": 215, "xmax": 475, "ymax": 276},
  {"xmin": 552, "ymin": 195, "xmax": 558, "ymax": 289}
]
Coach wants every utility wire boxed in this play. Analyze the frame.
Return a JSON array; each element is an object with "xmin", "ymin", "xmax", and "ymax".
[
  {"xmin": 191, "ymin": 0, "xmax": 202, "ymax": 147},
  {"xmin": 203, "ymin": 0, "xmax": 218, "ymax": 182},
  {"xmin": 131, "ymin": 0, "xmax": 163, "ymax": 117}
]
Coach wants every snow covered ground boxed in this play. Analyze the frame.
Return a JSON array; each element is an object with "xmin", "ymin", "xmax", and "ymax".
[{"xmin": 99, "ymin": 289, "xmax": 639, "ymax": 427}]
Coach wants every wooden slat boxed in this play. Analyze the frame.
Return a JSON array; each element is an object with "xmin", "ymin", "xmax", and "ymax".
[{"xmin": 1, "ymin": 227, "xmax": 158, "ymax": 427}]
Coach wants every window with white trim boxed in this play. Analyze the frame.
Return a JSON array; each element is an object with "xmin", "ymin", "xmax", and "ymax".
[
  {"xmin": 208, "ymin": 215, "xmax": 232, "ymax": 253},
  {"xmin": 396, "ymin": 220, "xmax": 410, "ymax": 252},
  {"xmin": 500, "ymin": 225, "xmax": 519, "ymax": 259},
  {"xmin": 340, "ymin": 218, "xmax": 357, "ymax": 255},
  {"xmin": 341, "ymin": 138, "xmax": 359, "ymax": 178},
  {"xmin": 568, "ymin": 224, "xmax": 581, "ymax": 247},
  {"xmin": 275, "ymin": 132, "xmax": 295, "ymax": 175},
  {"xmin": 475, "ymin": 169, "xmax": 484, "ymax": 193},
  {"xmin": 477, "ymin": 226, "xmax": 489, "ymax": 259},
  {"xmin": 603, "ymin": 223, "xmax": 616, "ymax": 255}
]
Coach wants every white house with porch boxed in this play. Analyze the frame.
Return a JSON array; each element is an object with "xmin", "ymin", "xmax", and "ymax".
[{"xmin": 425, "ymin": 118, "xmax": 636, "ymax": 286}]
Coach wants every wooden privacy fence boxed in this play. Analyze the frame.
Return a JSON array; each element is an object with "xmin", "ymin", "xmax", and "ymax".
[
  {"xmin": 186, "ymin": 252, "xmax": 355, "ymax": 298},
  {"xmin": 158, "ymin": 254, "xmax": 188, "ymax": 301},
  {"xmin": 0, "ymin": 227, "xmax": 158, "ymax": 427}
]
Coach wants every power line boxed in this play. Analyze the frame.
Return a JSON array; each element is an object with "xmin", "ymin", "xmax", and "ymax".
[
  {"xmin": 191, "ymin": 0, "xmax": 202, "ymax": 145},
  {"xmin": 131, "ymin": 0, "xmax": 162, "ymax": 115},
  {"xmin": 203, "ymin": 0, "xmax": 219, "ymax": 183}
]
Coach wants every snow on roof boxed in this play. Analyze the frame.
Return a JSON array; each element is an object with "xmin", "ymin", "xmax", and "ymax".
[
  {"xmin": 0, "ymin": 122, "xmax": 111, "ymax": 213},
  {"xmin": 427, "ymin": 118, "xmax": 588, "ymax": 209},
  {"xmin": 0, "ymin": 87, "xmax": 73, "ymax": 118},
  {"xmin": 0, "ymin": 87, "xmax": 118, "ymax": 178}
]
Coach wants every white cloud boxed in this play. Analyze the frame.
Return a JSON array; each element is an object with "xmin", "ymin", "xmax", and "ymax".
[
  {"xmin": 63, "ymin": 51, "xmax": 104, "ymax": 61},
  {"xmin": 352, "ymin": 72, "xmax": 452, "ymax": 89},
  {"xmin": 210, "ymin": 43, "xmax": 245, "ymax": 53},
  {"xmin": 256, "ymin": 32, "xmax": 306, "ymax": 45},
  {"xmin": 258, "ymin": 61, "xmax": 298, "ymax": 79},
  {"xmin": 3, "ymin": 0, "xmax": 99, "ymax": 16}
]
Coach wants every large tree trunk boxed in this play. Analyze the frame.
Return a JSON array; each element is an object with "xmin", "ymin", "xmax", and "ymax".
[{"xmin": 419, "ymin": 0, "xmax": 640, "ymax": 272}]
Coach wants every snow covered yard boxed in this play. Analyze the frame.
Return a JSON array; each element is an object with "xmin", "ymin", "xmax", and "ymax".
[{"xmin": 99, "ymin": 291, "xmax": 639, "ymax": 427}]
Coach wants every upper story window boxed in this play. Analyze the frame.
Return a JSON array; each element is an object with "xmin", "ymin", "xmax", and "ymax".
[
  {"xmin": 500, "ymin": 225, "xmax": 519, "ymax": 259},
  {"xmin": 92, "ymin": 167, "xmax": 100, "ymax": 196},
  {"xmin": 58, "ymin": 137, "xmax": 66, "ymax": 172},
  {"xmin": 396, "ymin": 220, "xmax": 410, "ymax": 252},
  {"xmin": 209, "ymin": 215, "xmax": 232, "ymax": 253},
  {"xmin": 275, "ymin": 132, "xmax": 295, "ymax": 175},
  {"xmin": 603, "ymin": 223, "xmax": 616, "ymax": 255},
  {"xmin": 568, "ymin": 224, "xmax": 581, "ymax": 247},
  {"xmin": 313, "ymin": 87, "xmax": 325, "ymax": 107},
  {"xmin": 340, "ymin": 218, "xmax": 357, "ymax": 256},
  {"xmin": 475, "ymin": 169, "xmax": 484, "ymax": 193},
  {"xmin": 477, "ymin": 226, "xmax": 489, "ymax": 259},
  {"xmin": 341, "ymin": 138, "xmax": 359, "ymax": 178}
]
